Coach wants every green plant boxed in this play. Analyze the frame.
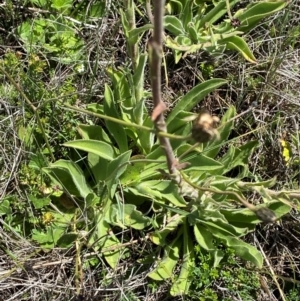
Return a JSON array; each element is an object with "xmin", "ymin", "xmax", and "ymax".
[
  {"xmin": 0, "ymin": 49, "xmax": 80, "ymax": 159},
  {"xmin": 18, "ymin": 16, "xmax": 83, "ymax": 64},
  {"xmin": 16, "ymin": 0, "xmax": 106, "ymax": 66},
  {"xmin": 162, "ymin": 0, "xmax": 287, "ymax": 63},
  {"xmin": 1, "ymin": 0, "xmax": 298, "ymax": 299},
  {"xmin": 39, "ymin": 50, "xmax": 294, "ymax": 297},
  {"xmin": 188, "ymin": 247, "xmax": 260, "ymax": 300},
  {"xmin": 285, "ymin": 285, "xmax": 300, "ymax": 301}
]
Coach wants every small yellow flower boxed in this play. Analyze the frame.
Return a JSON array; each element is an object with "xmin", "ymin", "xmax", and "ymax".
[
  {"xmin": 279, "ymin": 138, "xmax": 292, "ymax": 165},
  {"xmin": 42, "ymin": 212, "xmax": 54, "ymax": 225}
]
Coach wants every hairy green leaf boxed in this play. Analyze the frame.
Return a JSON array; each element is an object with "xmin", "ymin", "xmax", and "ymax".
[
  {"xmin": 57, "ymin": 233, "xmax": 78, "ymax": 248},
  {"xmin": 106, "ymin": 67, "xmax": 132, "ymax": 108},
  {"xmin": 164, "ymin": 15, "xmax": 185, "ymax": 36},
  {"xmin": 104, "ymin": 84, "xmax": 128, "ymax": 153},
  {"xmin": 220, "ymin": 36, "xmax": 256, "ymax": 63},
  {"xmin": 43, "ymin": 160, "xmax": 93, "ymax": 198},
  {"xmin": 236, "ymin": 1, "xmax": 287, "ymax": 32},
  {"xmin": 150, "ymin": 215, "xmax": 184, "ymax": 246},
  {"xmin": 133, "ymin": 53, "xmax": 148, "ymax": 104},
  {"xmin": 216, "ymin": 232, "xmax": 263, "ymax": 268},
  {"xmin": 64, "ymin": 140, "xmax": 117, "ymax": 161},
  {"xmin": 77, "ymin": 124, "xmax": 112, "ymax": 144},
  {"xmin": 109, "ymin": 204, "xmax": 150, "ymax": 230},
  {"xmin": 128, "ymin": 24, "xmax": 153, "ymax": 44},
  {"xmin": 194, "ymin": 224, "xmax": 215, "ymax": 252},
  {"xmin": 91, "ymin": 202, "xmax": 126, "ymax": 269},
  {"xmin": 220, "ymin": 140, "xmax": 259, "ymax": 175},
  {"xmin": 106, "ymin": 150, "xmax": 132, "ymax": 197},
  {"xmin": 221, "ymin": 200, "xmax": 291, "ymax": 228},
  {"xmin": 136, "ymin": 180, "xmax": 187, "ymax": 207},
  {"xmin": 198, "ymin": 0, "xmax": 240, "ymax": 28},
  {"xmin": 170, "ymin": 220, "xmax": 194, "ymax": 296},
  {"xmin": 148, "ymin": 230, "xmax": 182, "ymax": 281},
  {"xmin": 167, "ymin": 79, "xmax": 227, "ymax": 125}
]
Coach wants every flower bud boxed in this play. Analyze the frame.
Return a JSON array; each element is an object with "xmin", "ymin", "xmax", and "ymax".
[{"xmin": 191, "ymin": 111, "xmax": 220, "ymax": 143}]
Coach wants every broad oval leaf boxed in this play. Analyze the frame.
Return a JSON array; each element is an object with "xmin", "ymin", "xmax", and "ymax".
[
  {"xmin": 43, "ymin": 160, "xmax": 93, "ymax": 199},
  {"xmin": 164, "ymin": 15, "xmax": 185, "ymax": 36},
  {"xmin": 77, "ymin": 125, "xmax": 113, "ymax": 182},
  {"xmin": 220, "ymin": 36, "xmax": 256, "ymax": 63},
  {"xmin": 216, "ymin": 232, "xmax": 263, "ymax": 268},
  {"xmin": 57, "ymin": 233, "xmax": 78, "ymax": 248},
  {"xmin": 63, "ymin": 140, "xmax": 117, "ymax": 161},
  {"xmin": 148, "ymin": 230, "xmax": 182, "ymax": 281},
  {"xmin": 194, "ymin": 224, "xmax": 215, "ymax": 252},
  {"xmin": 136, "ymin": 180, "xmax": 187, "ymax": 207},
  {"xmin": 108, "ymin": 204, "xmax": 151, "ymax": 230},
  {"xmin": 220, "ymin": 140, "xmax": 259, "ymax": 175},
  {"xmin": 201, "ymin": 211, "xmax": 249, "ymax": 237},
  {"xmin": 177, "ymin": 146, "xmax": 224, "ymax": 173},
  {"xmin": 221, "ymin": 200, "xmax": 291, "ymax": 228},
  {"xmin": 236, "ymin": 1, "xmax": 287, "ymax": 32},
  {"xmin": 120, "ymin": 157, "xmax": 146, "ymax": 186},
  {"xmin": 91, "ymin": 204, "xmax": 127, "ymax": 269},
  {"xmin": 77, "ymin": 124, "xmax": 112, "ymax": 144}
]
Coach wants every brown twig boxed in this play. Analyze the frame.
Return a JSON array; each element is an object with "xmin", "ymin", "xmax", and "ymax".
[
  {"xmin": 255, "ymin": 236, "xmax": 287, "ymax": 301},
  {"xmin": 149, "ymin": 0, "xmax": 177, "ymax": 175},
  {"xmin": 0, "ymin": 237, "xmax": 150, "ymax": 275}
]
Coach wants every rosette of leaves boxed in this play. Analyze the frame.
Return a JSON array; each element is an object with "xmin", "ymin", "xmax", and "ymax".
[
  {"xmin": 42, "ymin": 62, "xmax": 291, "ymax": 295},
  {"xmin": 163, "ymin": 0, "xmax": 287, "ymax": 63},
  {"xmin": 16, "ymin": 0, "xmax": 107, "ymax": 65},
  {"xmin": 18, "ymin": 15, "xmax": 84, "ymax": 64}
]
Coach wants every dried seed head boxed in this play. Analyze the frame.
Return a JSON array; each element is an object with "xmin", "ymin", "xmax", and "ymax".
[{"xmin": 191, "ymin": 111, "xmax": 220, "ymax": 143}]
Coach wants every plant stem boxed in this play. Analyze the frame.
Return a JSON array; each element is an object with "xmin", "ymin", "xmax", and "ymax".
[
  {"xmin": 149, "ymin": 0, "xmax": 177, "ymax": 175},
  {"xmin": 225, "ymin": 0, "xmax": 233, "ymax": 20},
  {"xmin": 124, "ymin": 0, "xmax": 138, "ymax": 70},
  {"xmin": 181, "ymin": 171, "xmax": 276, "ymax": 223},
  {"xmin": 61, "ymin": 102, "xmax": 187, "ymax": 140}
]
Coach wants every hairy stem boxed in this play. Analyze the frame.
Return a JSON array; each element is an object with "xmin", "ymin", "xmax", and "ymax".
[
  {"xmin": 62, "ymin": 102, "xmax": 186, "ymax": 140},
  {"xmin": 149, "ymin": 0, "xmax": 177, "ymax": 174}
]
